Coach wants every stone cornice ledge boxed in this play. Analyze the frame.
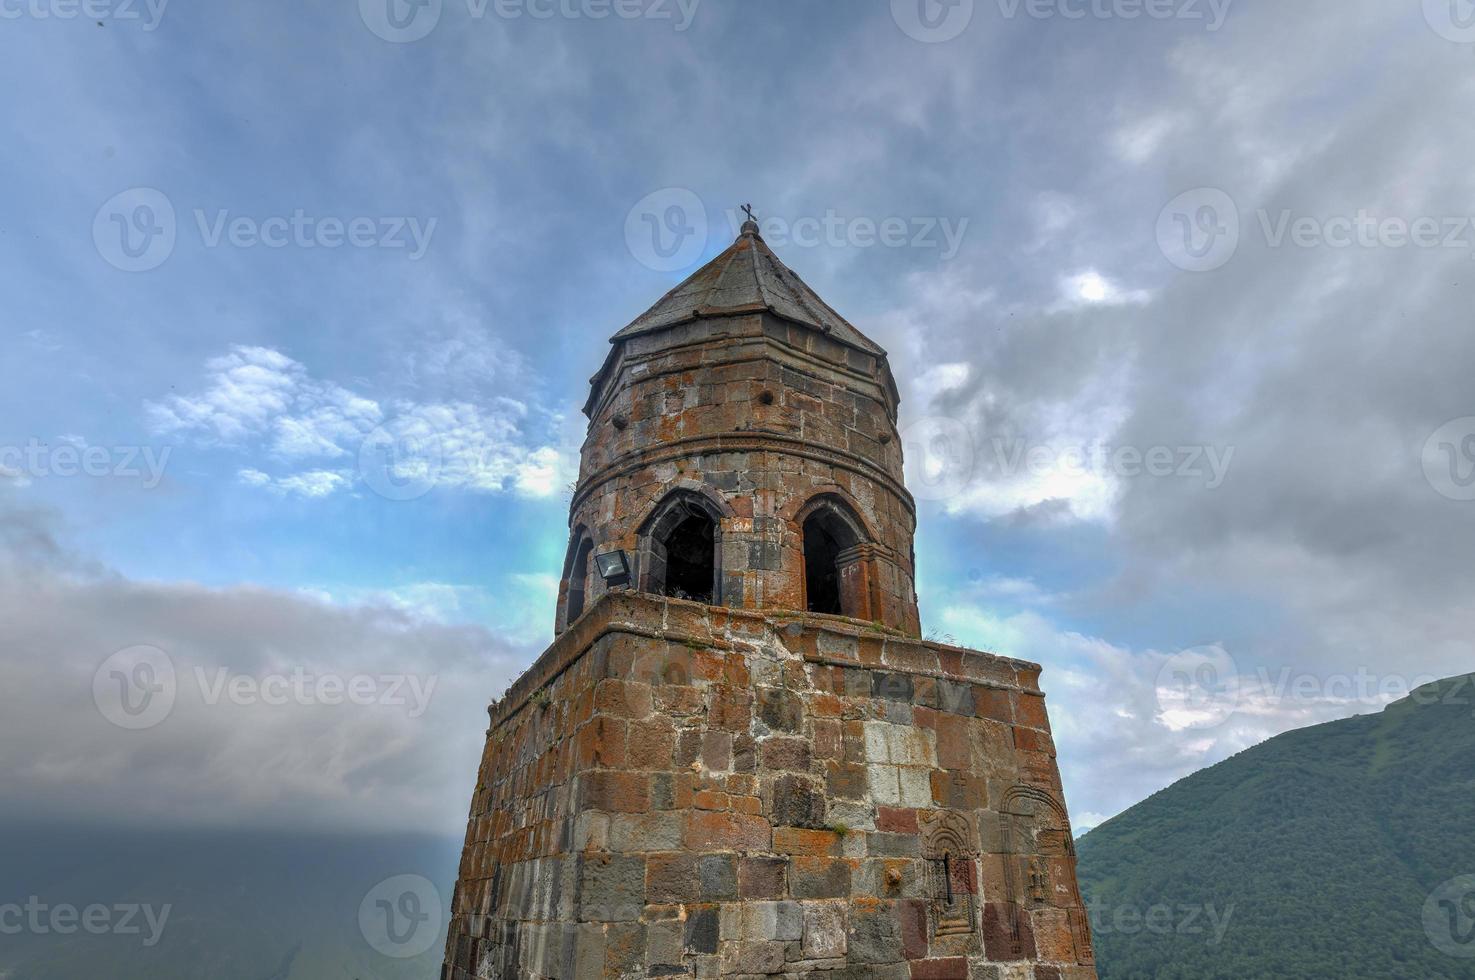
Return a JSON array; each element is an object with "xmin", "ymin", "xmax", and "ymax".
[{"xmin": 487, "ymin": 591, "xmax": 1044, "ymax": 731}]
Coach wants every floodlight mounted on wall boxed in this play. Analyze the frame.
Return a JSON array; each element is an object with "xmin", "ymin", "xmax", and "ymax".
[{"xmin": 594, "ymin": 550, "xmax": 632, "ymax": 588}]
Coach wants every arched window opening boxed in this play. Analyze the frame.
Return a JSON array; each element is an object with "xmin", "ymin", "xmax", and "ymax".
[
  {"xmin": 566, "ymin": 537, "xmax": 595, "ymax": 623},
  {"xmin": 801, "ymin": 497, "xmax": 867, "ymax": 619},
  {"xmin": 662, "ymin": 514, "xmax": 715, "ymax": 603},
  {"xmin": 804, "ymin": 518, "xmax": 844, "ymax": 615},
  {"xmin": 639, "ymin": 490, "xmax": 725, "ymax": 606}
]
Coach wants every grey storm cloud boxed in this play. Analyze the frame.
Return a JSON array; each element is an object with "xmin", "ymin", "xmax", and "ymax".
[{"xmin": 0, "ymin": 500, "xmax": 531, "ymax": 836}]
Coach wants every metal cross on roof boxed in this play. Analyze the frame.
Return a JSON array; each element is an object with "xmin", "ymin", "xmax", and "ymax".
[{"xmin": 741, "ymin": 203, "xmax": 756, "ymax": 223}]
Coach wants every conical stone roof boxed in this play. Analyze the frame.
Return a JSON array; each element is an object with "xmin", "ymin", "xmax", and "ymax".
[{"xmin": 612, "ymin": 221, "xmax": 886, "ymax": 357}]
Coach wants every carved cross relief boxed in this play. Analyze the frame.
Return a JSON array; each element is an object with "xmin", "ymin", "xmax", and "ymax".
[{"xmin": 919, "ymin": 809, "xmax": 978, "ymax": 938}]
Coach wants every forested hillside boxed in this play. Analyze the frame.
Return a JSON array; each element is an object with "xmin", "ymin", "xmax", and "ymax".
[{"xmin": 1077, "ymin": 674, "xmax": 1475, "ymax": 979}]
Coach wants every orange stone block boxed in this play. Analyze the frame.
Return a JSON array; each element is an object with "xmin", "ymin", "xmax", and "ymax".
[
  {"xmin": 772, "ymin": 827, "xmax": 839, "ymax": 856},
  {"xmin": 684, "ymin": 811, "xmax": 771, "ymax": 851}
]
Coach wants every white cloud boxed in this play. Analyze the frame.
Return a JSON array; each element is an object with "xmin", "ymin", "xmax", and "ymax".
[
  {"xmin": 148, "ymin": 346, "xmax": 305, "ymax": 443},
  {"xmin": 514, "ymin": 446, "xmax": 571, "ymax": 498},
  {"xmin": 237, "ymin": 467, "xmax": 349, "ymax": 498},
  {"xmin": 155, "ymin": 346, "xmax": 572, "ymax": 500},
  {"xmin": 1051, "ymin": 270, "xmax": 1153, "ymax": 311},
  {"xmin": 1110, "ymin": 112, "xmax": 1182, "ymax": 164},
  {"xmin": 969, "ymin": 575, "xmax": 1056, "ymax": 606},
  {"xmin": 0, "ymin": 465, "xmax": 32, "ymax": 488},
  {"xmin": 273, "ymin": 470, "xmax": 351, "ymax": 498},
  {"xmin": 915, "ymin": 362, "xmax": 971, "ymax": 396},
  {"xmin": 312, "ymin": 572, "xmax": 561, "ymax": 649},
  {"xmin": 934, "ymin": 601, "xmax": 1422, "ymax": 829}
]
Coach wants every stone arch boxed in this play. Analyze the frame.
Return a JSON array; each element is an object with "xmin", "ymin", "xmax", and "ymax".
[
  {"xmin": 997, "ymin": 786, "xmax": 1092, "ymax": 964},
  {"xmin": 919, "ymin": 810, "xmax": 979, "ymax": 938},
  {"xmin": 557, "ymin": 526, "xmax": 596, "ymax": 631},
  {"xmin": 796, "ymin": 493, "xmax": 874, "ymax": 619},
  {"xmin": 780, "ymin": 485, "xmax": 878, "ymax": 538},
  {"xmin": 637, "ymin": 488, "xmax": 727, "ymax": 605},
  {"xmin": 1001, "ymin": 786, "xmax": 1073, "ymax": 834}
]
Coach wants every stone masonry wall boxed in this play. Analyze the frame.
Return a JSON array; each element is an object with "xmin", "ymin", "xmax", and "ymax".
[
  {"xmin": 443, "ymin": 593, "xmax": 1097, "ymax": 980},
  {"xmin": 558, "ymin": 313, "xmax": 920, "ymax": 636}
]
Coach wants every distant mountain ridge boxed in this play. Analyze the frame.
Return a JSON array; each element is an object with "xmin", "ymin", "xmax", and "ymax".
[{"xmin": 1076, "ymin": 672, "xmax": 1475, "ymax": 979}]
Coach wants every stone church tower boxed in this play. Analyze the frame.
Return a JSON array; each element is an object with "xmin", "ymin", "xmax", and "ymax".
[{"xmin": 443, "ymin": 218, "xmax": 1096, "ymax": 980}]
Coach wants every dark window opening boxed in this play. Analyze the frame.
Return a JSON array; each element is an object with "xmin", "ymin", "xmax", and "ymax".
[
  {"xmin": 662, "ymin": 514, "xmax": 715, "ymax": 603},
  {"xmin": 566, "ymin": 538, "xmax": 594, "ymax": 622},
  {"xmin": 804, "ymin": 516, "xmax": 844, "ymax": 615}
]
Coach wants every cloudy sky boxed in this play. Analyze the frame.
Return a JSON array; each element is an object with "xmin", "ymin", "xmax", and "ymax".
[{"xmin": 3, "ymin": 0, "xmax": 1474, "ymax": 844}]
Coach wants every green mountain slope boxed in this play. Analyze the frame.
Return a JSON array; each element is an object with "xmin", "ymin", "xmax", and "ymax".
[{"xmin": 1076, "ymin": 673, "xmax": 1475, "ymax": 980}]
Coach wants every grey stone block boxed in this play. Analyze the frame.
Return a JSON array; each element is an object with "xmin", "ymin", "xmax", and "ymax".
[
  {"xmin": 775, "ymin": 900, "xmax": 803, "ymax": 942},
  {"xmin": 871, "ymin": 672, "xmax": 914, "ymax": 703},
  {"xmin": 699, "ymin": 854, "xmax": 738, "ymax": 900},
  {"xmin": 575, "ymin": 854, "xmax": 646, "ymax": 922},
  {"xmin": 686, "ymin": 906, "xmax": 720, "ymax": 954},
  {"xmin": 801, "ymin": 902, "xmax": 847, "ymax": 959}
]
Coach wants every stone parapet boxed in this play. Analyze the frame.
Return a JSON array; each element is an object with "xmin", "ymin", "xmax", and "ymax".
[{"xmin": 443, "ymin": 593, "xmax": 1096, "ymax": 980}]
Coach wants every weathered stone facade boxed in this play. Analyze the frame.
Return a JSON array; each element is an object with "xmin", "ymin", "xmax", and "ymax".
[
  {"xmin": 444, "ymin": 222, "xmax": 1095, "ymax": 979},
  {"xmin": 557, "ymin": 222, "xmax": 918, "ymax": 637}
]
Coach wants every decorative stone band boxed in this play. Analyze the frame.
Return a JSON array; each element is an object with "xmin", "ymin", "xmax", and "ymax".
[
  {"xmin": 486, "ymin": 591, "xmax": 1043, "ymax": 733},
  {"xmin": 585, "ymin": 332, "xmax": 897, "ymax": 426},
  {"xmin": 834, "ymin": 542, "xmax": 882, "ymax": 567},
  {"xmin": 569, "ymin": 431, "xmax": 916, "ymax": 520}
]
